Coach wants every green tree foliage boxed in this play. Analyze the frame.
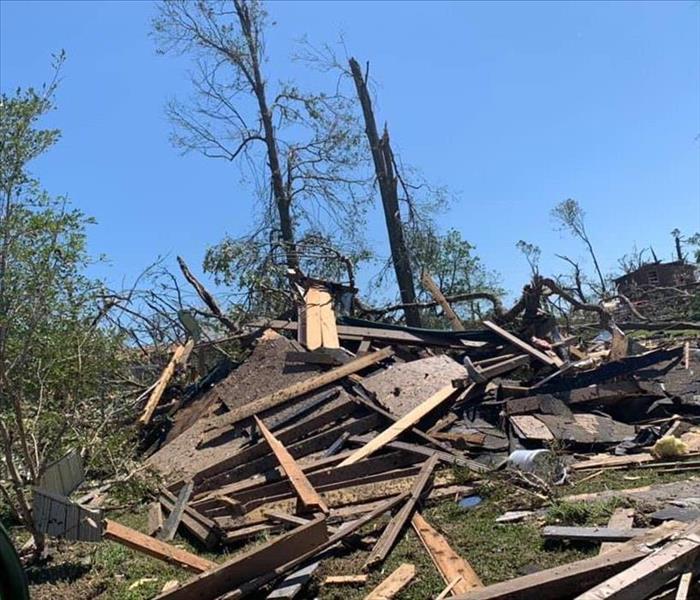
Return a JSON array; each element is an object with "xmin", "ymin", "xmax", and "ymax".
[
  {"xmin": 408, "ymin": 227, "xmax": 503, "ymax": 325},
  {"xmin": 0, "ymin": 59, "xmax": 133, "ymax": 550}
]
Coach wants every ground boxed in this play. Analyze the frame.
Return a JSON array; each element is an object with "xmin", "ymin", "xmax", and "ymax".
[{"xmin": 4, "ymin": 466, "xmax": 696, "ymax": 600}]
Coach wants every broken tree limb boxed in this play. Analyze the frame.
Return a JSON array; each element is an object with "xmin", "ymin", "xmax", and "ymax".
[
  {"xmin": 339, "ymin": 384, "xmax": 462, "ymax": 466},
  {"xmin": 254, "ymin": 416, "xmax": 329, "ymax": 515},
  {"xmin": 412, "ymin": 511, "xmax": 482, "ymax": 593},
  {"xmin": 177, "ymin": 255, "xmax": 238, "ymax": 332},
  {"xmin": 139, "ymin": 339, "xmax": 195, "ymax": 426},
  {"xmin": 364, "ymin": 454, "xmax": 439, "ymax": 570},
  {"xmin": 421, "ymin": 271, "xmax": 465, "ymax": 331},
  {"xmin": 103, "ymin": 519, "xmax": 215, "ymax": 573}
]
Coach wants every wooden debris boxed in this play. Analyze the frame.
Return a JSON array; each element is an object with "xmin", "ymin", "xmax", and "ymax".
[
  {"xmin": 340, "ymin": 384, "xmax": 461, "ymax": 466},
  {"xmin": 422, "ymin": 271, "xmax": 465, "ymax": 331},
  {"xmin": 364, "ymin": 563, "xmax": 416, "ymax": 599},
  {"xmin": 483, "ymin": 320, "xmax": 563, "ymax": 367},
  {"xmin": 364, "ymin": 454, "xmax": 439, "ymax": 569},
  {"xmin": 254, "ymin": 416, "xmax": 329, "ymax": 515},
  {"xmin": 158, "ymin": 480, "xmax": 194, "ymax": 541},
  {"xmin": 155, "ymin": 517, "xmax": 328, "ymax": 600},
  {"xmin": 412, "ymin": 511, "xmax": 482, "ymax": 593},
  {"xmin": 140, "ymin": 339, "xmax": 194, "ymax": 426},
  {"xmin": 33, "ymin": 489, "xmax": 102, "ymax": 542},
  {"xmin": 542, "ymin": 526, "xmax": 649, "ymax": 543},
  {"xmin": 600, "ymin": 508, "xmax": 635, "ymax": 554},
  {"xmin": 148, "ymin": 501, "xmax": 164, "ymax": 536},
  {"xmin": 675, "ymin": 572, "xmax": 693, "ymax": 600},
  {"xmin": 324, "ymin": 574, "xmax": 368, "ymax": 585},
  {"xmin": 576, "ymin": 520, "xmax": 700, "ymax": 600},
  {"xmin": 103, "ymin": 519, "xmax": 215, "ymax": 573}
]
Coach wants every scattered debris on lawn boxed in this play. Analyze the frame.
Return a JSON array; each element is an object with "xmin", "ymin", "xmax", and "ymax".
[{"xmin": 30, "ymin": 272, "xmax": 700, "ymax": 599}]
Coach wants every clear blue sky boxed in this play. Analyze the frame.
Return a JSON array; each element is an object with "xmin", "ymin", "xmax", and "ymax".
[{"xmin": 1, "ymin": 0, "xmax": 699, "ymax": 302}]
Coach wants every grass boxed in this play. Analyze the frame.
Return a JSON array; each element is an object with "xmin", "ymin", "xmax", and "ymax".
[{"xmin": 8, "ymin": 462, "xmax": 696, "ymax": 600}]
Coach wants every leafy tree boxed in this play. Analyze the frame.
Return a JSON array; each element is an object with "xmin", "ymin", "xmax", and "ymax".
[
  {"xmin": 0, "ymin": 58, "xmax": 132, "ymax": 553},
  {"xmin": 153, "ymin": 0, "xmax": 371, "ymax": 298}
]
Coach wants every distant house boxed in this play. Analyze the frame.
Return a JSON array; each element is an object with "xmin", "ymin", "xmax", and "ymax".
[{"xmin": 614, "ymin": 260, "xmax": 698, "ymax": 296}]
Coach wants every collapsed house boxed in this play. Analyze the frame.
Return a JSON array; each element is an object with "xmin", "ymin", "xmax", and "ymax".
[{"xmin": 34, "ymin": 276, "xmax": 700, "ymax": 599}]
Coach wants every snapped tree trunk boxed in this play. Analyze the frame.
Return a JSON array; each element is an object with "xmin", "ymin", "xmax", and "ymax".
[{"xmin": 349, "ymin": 57, "xmax": 421, "ymax": 327}]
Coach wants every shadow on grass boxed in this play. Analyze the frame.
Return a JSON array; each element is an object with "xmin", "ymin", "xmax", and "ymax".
[{"xmin": 26, "ymin": 560, "xmax": 91, "ymax": 586}]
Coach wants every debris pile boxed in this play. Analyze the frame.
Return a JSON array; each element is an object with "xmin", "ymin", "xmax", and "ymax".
[{"xmin": 36, "ymin": 279, "xmax": 700, "ymax": 599}]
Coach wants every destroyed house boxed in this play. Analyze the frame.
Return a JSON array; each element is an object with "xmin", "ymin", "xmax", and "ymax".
[{"xmin": 614, "ymin": 260, "xmax": 697, "ymax": 296}]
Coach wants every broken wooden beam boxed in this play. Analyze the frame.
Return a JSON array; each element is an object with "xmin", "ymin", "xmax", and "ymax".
[
  {"xmin": 412, "ymin": 511, "xmax": 482, "ymax": 593},
  {"xmin": 542, "ymin": 526, "xmax": 648, "ymax": 543},
  {"xmin": 364, "ymin": 453, "xmax": 439, "ymax": 569},
  {"xmin": 324, "ymin": 574, "xmax": 368, "ymax": 585},
  {"xmin": 600, "ymin": 508, "xmax": 635, "ymax": 554},
  {"xmin": 202, "ymin": 347, "xmax": 393, "ymax": 445},
  {"xmin": 139, "ymin": 339, "xmax": 194, "ymax": 426},
  {"xmin": 364, "ymin": 563, "xmax": 416, "ymax": 599},
  {"xmin": 147, "ymin": 502, "xmax": 164, "ymax": 536},
  {"xmin": 103, "ymin": 519, "xmax": 215, "ymax": 574},
  {"xmin": 158, "ymin": 480, "xmax": 194, "ymax": 541},
  {"xmin": 340, "ymin": 384, "xmax": 462, "ymax": 466},
  {"xmin": 254, "ymin": 416, "xmax": 329, "ymax": 515},
  {"xmin": 451, "ymin": 522, "xmax": 683, "ymax": 600},
  {"xmin": 576, "ymin": 520, "xmax": 700, "ymax": 600},
  {"xmin": 155, "ymin": 517, "xmax": 328, "ymax": 600},
  {"xmin": 482, "ymin": 320, "xmax": 563, "ymax": 367}
]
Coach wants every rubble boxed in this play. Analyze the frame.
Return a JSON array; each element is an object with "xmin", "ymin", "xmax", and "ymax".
[{"xmin": 39, "ymin": 277, "xmax": 700, "ymax": 599}]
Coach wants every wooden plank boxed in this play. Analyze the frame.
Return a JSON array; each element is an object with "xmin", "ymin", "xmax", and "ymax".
[
  {"xmin": 675, "ymin": 572, "xmax": 693, "ymax": 600},
  {"xmin": 38, "ymin": 448, "xmax": 84, "ymax": 496},
  {"xmin": 542, "ymin": 526, "xmax": 648, "ymax": 543},
  {"xmin": 576, "ymin": 520, "xmax": 700, "ymax": 600},
  {"xmin": 364, "ymin": 454, "xmax": 439, "ymax": 569},
  {"xmin": 158, "ymin": 480, "xmax": 194, "ymax": 541},
  {"xmin": 254, "ymin": 416, "xmax": 329, "ymax": 515},
  {"xmin": 509, "ymin": 415, "xmax": 554, "ymax": 441},
  {"xmin": 454, "ymin": 355, "xmax": 530, "ymax": 388},
  {"xmin": 267, "ymin": 561, "xmax": 320, "ymax": 599},
  {"xmin": 32, "ymin": 488, "xmax": 102, "ymax": 542},
  {"xmin": 600, "ymin": 508, "xmax": 635, "ymax": 554},
  {"xmin": 104, "ymin": 519, "xmax": 215, "ymax": 573},
  {"xmin": 148, "ymin": 502, "xmax": 164, "ymax": 536},
  {"xmin": 451, "ymin": 522, "xmax": 684, "ymax": 600},
  {"xmin": 340, "ymin": 384, "xmax": 462, "ymax": 466},
  {"xmin": 482, "ymin": 320, "xmax": 562, "ymax": 367},
  {"xmin": 160, "ymin": 492, "xmax": 219, "ymax": 549},
  {"xmin": 318, "ymin": 287, "xmax": 340, "ymax": 348},
  {"xmin": 203, "ymin": 347, "xmax": 394, "ymax": 439},
  {"xmin": 422, "ymin": 271, "xmax": 464, "ymax": 331},
  {"xmin": 325, "ymin": 575, "xmax": 368, "ymax": 585},
  {"xmin": 412, "ymin": 511, "xmax": 482, "ymax": 593},
  {"xmin": 155, "ymin": 517, "xmax": 328, "ymax": 600},
  {"xmin": 140, "ymin": 339, "xmax": 194, "ymax": 425},
  {"xmin": 364, "ymin": 563, "xmax": 415, "ymax": 599},
  {"xmin": 304, "ymin": 286, "xmax": 323, "ymax": 350}
]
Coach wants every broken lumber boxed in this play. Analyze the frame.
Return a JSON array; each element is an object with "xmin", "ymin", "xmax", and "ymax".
[
  {"xmin": 412, "ymin": 511, "xmax": 482, "ymax": 593},
  {"xmin": 542, "ymin": 526, "xmax": 649, "ymax": 543},
  {"xmin": 324, "ymin": 575, "xmax": 368, "ymax": 585},
  {"xmin": 147, "ymin": 502, "xmax": 163, "ymax": 536},
  {"xmin": 576, "ymin": 520, "xmax": 700, "ymax": 600},
  {"xmin": 482, "ymin": 320, "xmax": 563, "ymax": 367},
  {"xmin": 451, "ymin": 522, "xmax": 683, "ymax": 600},
  {"xmin": 103, "ymin": 519, "xmax": 215, "ymax": 573},
  {"xmin": 139, "ymin": 339, "xmax": 194, "ymax": 425},
  {"xmin": 158, "ymin": 480, "xmax": 193, "ymax": 541},
  {"xmin": 676, "ymin": 572, "xmax": 693, "ymax": 600},
  {"xmin": 340, "ymin": 384, "xmax": 462, "ymax": 466},
  {"xmin": 364, "ymin": 563, "xmax": 416, "ymax": 599},
  {"xmin": 600, "ymin": 508, "xmax": 635, "ymax": 554},
  {"xmin": 155, "ymin": 517, "xmax": 328, "ymax": 600},
  {"xmin": 254, "ymin": 416, "xmax": 329, "ymax": 515},
  {"xmin": 364, "ymin": 453, "xmax": 439, "ymax": 569},
  {"xmin": 202, "ymin": 347, "xmax": 394, "ymax": 444}
]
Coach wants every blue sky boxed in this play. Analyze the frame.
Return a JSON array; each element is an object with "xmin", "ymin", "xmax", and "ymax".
[{"xmin": 1, "ymin": 0, "xmax": 698, "ymax": 302}]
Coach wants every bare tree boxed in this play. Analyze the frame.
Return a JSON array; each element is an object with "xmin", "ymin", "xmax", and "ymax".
[
  {"xmin": 551, "ymin": 199, "xmax": 608, "ymax": 297},
  {"xmin": 153, "ymin": 0, "xmax": 369, "ymax": 277},
  {"xmin": 348, "ymin": 57, "xmax": 421, "ymax": 326}
]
